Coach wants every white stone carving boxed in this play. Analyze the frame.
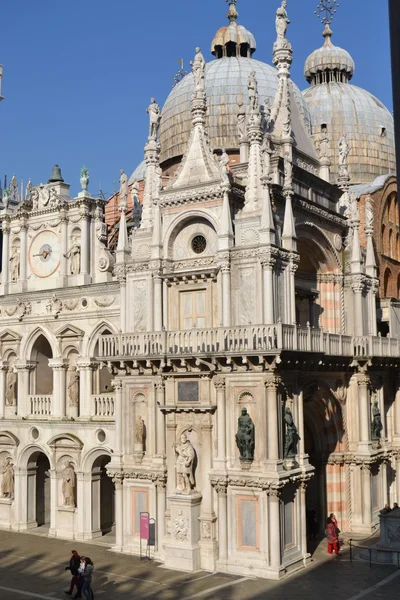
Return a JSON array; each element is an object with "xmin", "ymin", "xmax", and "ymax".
[
  {"xmin": 147, "ymin": 98, "xmax": 161, "ymax": 141},
  {"xmin": 1, "ymin": 457, "xmax": 14, "ymax": 498},
  {"xmin": 173, "ymin": 509, "xmax": 189, "ymax": 542},
  {"xmin": 65, "ymin": 238, "xmax": 81, "ymax": 275},
  {"xmin": 133, "ymin": 280, "xmax": 147, "ymax": 332},
  {"xmin": 276, "ymin": 1, "xmax": 290, "ymax": 40},
  {"xmin": 9, "ymin": 246, "xmax": 20, "ymax": 282},
  {"xmin": 67, "ymin": 366, "xmax": 80, "ymax": 407},
  {"xmin": 174, "ymin": 433, "xmax": 195, "ymax": 494},
  {"xmin": 61, "ymin": 462, "xmax": 76, "ymax": 507},
  {"xmin": 241, "ymin": 229, "xmax": 260, "ymax": 246},
  {"xmin": 191, "ymin": 47, "xmax": 206, "ymax": 93}
]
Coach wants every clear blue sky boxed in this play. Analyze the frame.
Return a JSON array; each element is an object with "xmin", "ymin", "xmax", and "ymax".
[{"xmin": 0, "ymin": 0, "xmax": 393, "ymax": 198}]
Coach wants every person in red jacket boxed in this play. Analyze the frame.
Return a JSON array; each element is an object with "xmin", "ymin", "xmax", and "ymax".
[{"xmin": 326, "ymin": 517, "xmax": 340, "ymax": 555}]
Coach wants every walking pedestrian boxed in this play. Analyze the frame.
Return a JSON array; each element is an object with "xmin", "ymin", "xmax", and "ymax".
[
  {"xmin": 64, "ymin": 550, "xmax": 81, "ymax": 596},
  {"xmin": 81, "ymin": 557, "xmax": 94, "ymax": 600},
  {"xmin": 326, "ymin": 517, "xmax": 340, "ymax": 555},
  {"xmin": 73, "ymin": 556, "xmax": 86, "ymax": 599}
]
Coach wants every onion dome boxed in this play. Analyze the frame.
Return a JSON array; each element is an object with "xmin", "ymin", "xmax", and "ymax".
[
  {"xmin": 304, "ymin": 24, "xmax": 355, "ymax": 85},
  {"xmin": 211, "ymin": 1, "xmax": 256, "ymax": 59},
  {"xmin": 303, "ymin": 26, "xmax": 395, "ymax": 185}
]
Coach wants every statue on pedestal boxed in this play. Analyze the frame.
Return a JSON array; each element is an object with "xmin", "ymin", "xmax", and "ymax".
[
  {"xmin": 338, "ymin": 135, "xmax": 350, "ymax": 166},
  {"xmin": 191, "ymin": 47, "xmax": 206, "ymax": 93},
  {"xmin": 6, "ymin": 369, "xmax": 17, "ymax": 406},
  {"xmin": 80, "ymin": 166, "xmax": 90, "ymax": 193},
  {"xmin": 371, "ymin": 401, "xmax": 383, "ymax": 441},
  {"xmin": 235, "ymin": 408, "xmax": 255, "ymax": 461},
  {"xmin": 174, "ymin": 433, "xmax": 195, "ymax": 494},
  {"xmin": 237, "ymin": 101, "xmax": 247, "ymax": 141},
  {"xmin": 147, "ymin": 98, "xmax": 161, "ymax": 140},
  {"xmin": 135, "ymin": 415, "xmax": 145, "ymax": 444},
  {"xmin": 276, "ymin": 1, "xmax": 290, "ymax": 40},
  {"xmin": 1, "ymin": 457, "xmax": 14, "ymax": 498},
  {"xmin": 61, "ymin": 462, "xmax": 76, "ymax": 507},
  {"xmin": 67, "ymin": 366, "xmax": 80, "ymax": 407},
  {"xmin": 65, "ymin": 238, "xmax": 81, "ymax": 275},
  {"xmin": 9, "ymin": 247, "xmax": 20, "ymax": 282},
  {"xmin": 219, "ymin": 150, "xmax": 230, "ymax": 184},
  {"xmin": 248, "ymin": 71, "xmax": 259, "ymax": 113},
  {"xmin": 284, "ymin": 407, "xmax": 300, "ymax": 458}
]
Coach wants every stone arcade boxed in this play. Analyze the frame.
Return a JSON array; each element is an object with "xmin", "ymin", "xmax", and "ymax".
[{"xmin": 0, "ymin": 0, "xmax": 399, "ymax": 581}]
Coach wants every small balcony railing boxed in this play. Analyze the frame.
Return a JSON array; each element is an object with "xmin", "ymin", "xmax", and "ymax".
[
  {"xmin": 93, "ymin": 395, "xmax": 115, "ymax": 418},
  {"xmin": 29, "ymin": 395, "xmax": 52, "ymax": 416}
]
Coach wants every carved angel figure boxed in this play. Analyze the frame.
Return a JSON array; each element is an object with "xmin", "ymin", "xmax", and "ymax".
[
  {"xmin": 191, "ymin": 47, "xmax": 206, "ymax": 92},
  {"xmin": 276, "ymin": 1, "xmax": 290, "ymax": 40}
]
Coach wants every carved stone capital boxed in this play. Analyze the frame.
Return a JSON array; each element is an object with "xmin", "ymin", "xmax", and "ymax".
[
  {"xmin": 112, "ymin": 379, "xmax": 123, "ymax": 392},
  {"xmin": 213, "ymin": 377, "xmax": 226, "ymax": 391},
  {"xmin": 265, "ymin": 374, "xmax": 282, "ymax": 390},
  {"xmin": 210, "ymin": 476, "xmax": 228, "ymax": 496},
  {"xmin": 356, "ymin": 374, "xmax": 370, "ymax": 388}
]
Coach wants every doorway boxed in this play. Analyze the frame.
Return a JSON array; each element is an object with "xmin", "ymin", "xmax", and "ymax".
[
  {"xmin": 91, "ymin": 455, "xmax": 115, "ymax": 536},
  {"xmin": 27, "ymin": 452, "xmax": 51, "ymax": 528}
]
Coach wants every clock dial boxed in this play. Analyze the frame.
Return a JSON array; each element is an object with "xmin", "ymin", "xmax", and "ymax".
[{"xmin": 29, "ymin": 230, "xmax": 61, "ymax": 278}]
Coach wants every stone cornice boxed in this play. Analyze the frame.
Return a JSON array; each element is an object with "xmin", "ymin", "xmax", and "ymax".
[
  {"xmin": 0, "ymin": 281, "xmax": 119, "ymax": 306},
  {"xmin": 294, "ymin": 196, "xmax": 347, "ymax": 228}
]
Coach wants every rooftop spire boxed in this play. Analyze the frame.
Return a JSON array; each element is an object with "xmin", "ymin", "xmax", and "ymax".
[{"xmin": 226, "ymin": 0, "xmax": 238, "ymax": 24}]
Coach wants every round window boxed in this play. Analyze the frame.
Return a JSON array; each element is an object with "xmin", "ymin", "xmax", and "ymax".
[
  {"xmin": 96, "ymin": 429, "xmax": 106, "ymax": 443},
  {"xmin": 81, "ymin": 299, "xmax": 88, "ymax": 308},
  {"xmin": 191, "ymin": 235, "xmax": 207, "ymax": 254}
]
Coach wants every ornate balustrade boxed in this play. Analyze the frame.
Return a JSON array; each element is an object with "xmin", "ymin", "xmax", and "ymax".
[
  {"xmin": 97, "ymin": 324, "xmax": 400, "ymax": 360},
  {"xmin": 93, "ymin": 395, "xmax": 115, "ymax": 418},
  {"xmin": 29, "ymin": 395, "xmax": 52, "ymax": 416}
]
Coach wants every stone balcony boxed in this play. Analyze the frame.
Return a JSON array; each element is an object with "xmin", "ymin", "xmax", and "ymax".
[{"xmin": 97, "ymin": 324, "xmax": 400, "ymax": 360}]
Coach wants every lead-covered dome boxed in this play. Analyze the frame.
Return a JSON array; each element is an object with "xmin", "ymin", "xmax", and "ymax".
[
  {"xmin": 303, "ymin": 26, "xmax": 395, "ymax": 184},
  {"xmin": 159, "ymin": 57, "xmax": 317, "ymax": 167}
]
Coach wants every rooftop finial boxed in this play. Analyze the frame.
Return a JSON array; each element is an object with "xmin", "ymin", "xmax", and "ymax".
[
  {"xmin": 226, "ymin": 0, "xmax": 238, "ymax": 24},
  {"xmin": 314, "ymin": 0, "xmax": 339, "ymax": 25}
]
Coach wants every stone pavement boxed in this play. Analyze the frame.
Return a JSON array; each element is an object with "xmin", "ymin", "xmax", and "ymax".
[{"xmin": 0, "ymin": 530, "xmax": 399, "ymax": 600}]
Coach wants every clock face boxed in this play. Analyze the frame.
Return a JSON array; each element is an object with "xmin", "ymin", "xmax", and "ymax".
[{"xmin": 29, "ymin": 230, "xmax": 61, "ymax": 278}]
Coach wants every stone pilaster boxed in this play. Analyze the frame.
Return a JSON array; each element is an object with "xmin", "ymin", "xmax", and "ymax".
[{"xmin": 265, "ymin": 374, "xmax": 282, "ymax": 468}]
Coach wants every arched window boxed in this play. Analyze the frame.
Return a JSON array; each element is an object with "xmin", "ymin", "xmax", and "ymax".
[{"xmin": 384, "ymin": 268, "xmax": 393, "ymax": 298}]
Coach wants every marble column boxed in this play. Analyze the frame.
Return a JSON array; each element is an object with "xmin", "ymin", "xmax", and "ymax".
[
  {"xmin": 299, "ymin": 482, "xmax": 308, "ymax": 557},
  {"xmin": 49, "ymin": 469, "xmax": 57, "ymax": 537},
  {"xmin": 155, "ymin": 381, "xmax": 166, "ymax": 457},
  {"xmin": 80, "ymin": 211, "xmax": 90, "ymax": 275},
  {"xmin": 156, "ymin": 480, "xmax": 166, "ymax": 554},
  {"xmin": 357, "ymin": 373, "xmax": 371, "ymax": 453},
  {"xmin": 361, "ymin": 465, "xmax": 372, "ymax": 529},
  {"xmin": 0, "ymin": 364, "xmax": 8, "ymax": 419},
  {"xmin": 1, "ymin": 220, "xmax": 10, "ymax": 286},
  {"xmin": 49, "ymin": 360, "xmax": 67, "ymax": 418},
  {"xmin": 288, "ymin": 262, "xmax": 298, "ymax": 325},
  {"xmin": 16, "ymin": 363, "xmax": 32, "ymax": 418},
  {"xmin": 214, "ymin": 377, "xmax": 226, "ymax": 466},
  {"xmin": 215, "ymin": 482, "xmax": 228, "ymax": 566},
  {"xmin": 268, "ymin": 491, "xmax": 282, "ymax": 570},
  {"xmin": 77, "ymin": 360, "xmax": 94, "ymax": 418},
  {"xmin": 262, "ymin": 257, "xmax": 275, "ymax": 325},
  {"xmin": 221, "ymin": 266, "xmax": 231, "ymax": 327},
  {"xmin": 113, "ymin": 379, "xmax": 123, "ymax": 457},
  {"xmin": 265, "ymin": 375, "xmax": 281, "ymax": 464},
  {"xmin": 19, "ymin": 221, "xmax": 28, "ymax": 282},
  {"xmin": 154, "ymin": 276, "xmax": 163, "ymax": 331},
  {"xmin": 113, "ymin": 475, "xmax": 124, "ymax": 551},
  {"xmin": 298, "ymin": 387, "xmax": 305, "ymax": 458}
]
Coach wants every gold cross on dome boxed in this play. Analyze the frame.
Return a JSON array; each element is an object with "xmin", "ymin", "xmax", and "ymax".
[{"xmin": 314, "ymin": 0, "xmax": 339, "ymax": 25}]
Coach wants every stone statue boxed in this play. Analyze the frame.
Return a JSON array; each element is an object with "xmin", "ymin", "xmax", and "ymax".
[
  {"xmin": 146, "ymin": 98, "xmax": 161, "ymax": 140},
  {"xmin": 365, "ymin": 196, "xmax": 374, "ymax": 231},
  {"xmin": 25, "ymin": 179, "xmax": 33, "ymax": 203},
  {"xmin": 65, "ymin": 238, "xmax": 81, "ymax": 275},
  {"xmin": 67, "ymin": 366, "xmax": 80, "ymax": 407},
  {"xmin": 191, "ymin": 47, "xmax": 206, "ymax": 93},
  {"xmin": 235, "ymin": 408, "xmax": 255, "ymax": 461},
  {"xmin": 237, "ymin": 101, "xmax": 247, "ymax": 141},
  {"xmin": 318, "ymin": 132, "xmax": 330, "ymax": 159},
  {"xmin": 9, "ymin": 247, "xmax": 20, "ymax": 282},
  {"xmin": 3, "ymin": 188, "xmax": 10, "ymax": 209},
  {"xmin": 119, "ymin": 169, "xmax": 129, "ymax": 209},
  {"xmin": 276, "ymin": 0, "xmax": 290, "ymax": 40},
  {"xmin": 284, "ymin": 154, "xmax": 293, "ymax": 188},
  {"xmin": 219, "ymin": 149, "xmax": 230, "ymax": 184},
  {"xmin": 349, "ymin": 193, "xmax": 359, "ymax": 222},
  {"xmin": 9, "ymin": 174, "xmax": 19, "ymax": 203},
  {"xmin": 80, "ymin": 166, "xmax": 90, "ymax": 192},
  {"xmin": 6, "ymin": 369, "xmax": 17, "ymax": 406},
  {"xmin": 263, "ymin": 97, "xmax": 272, "ymax": 132},
  {"xmin": 174, "ymin": 433, "xmax": 195, "ymax": 494},
  {"xmin": 371, "ymin": 401, "xmax": 383, "ymax": 441},
  {"xmin": 284, "ymin": 407, "xmax": 300, "ymax": 458},
  {"xmin": 1, "ymin": 457, "xmax": 14, "ymax": 498},
  {"xmin": 46, "ymin": 293, "xmax": 63, "ymax": 317},
  {"xmin": 338, "ymin": 134, "xmax": 350, "ymax": 166},
  {"xmin": 135, "ymin": 415, "xmax": 145, "ymax": 444},
  {"xmin": 248, "ymin": 71, "xmax": 259, "ymax": 113},
  {"xmin": 31, "ymin": 188, "xmax": 39, "ymax": 211},
  {"xmin": 261, "ymin": 136, "xmax": 272, "ymax": 178},
  {"xmin": 61, "ymin": 462, "xmax": 76, "ymax": 507}
]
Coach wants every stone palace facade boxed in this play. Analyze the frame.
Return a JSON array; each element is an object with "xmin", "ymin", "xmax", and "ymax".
[{"xmin": 0, "ymin": 0, "xmax": 399, "ymax": 580}]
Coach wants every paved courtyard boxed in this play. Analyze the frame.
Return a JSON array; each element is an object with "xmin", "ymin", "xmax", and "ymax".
[{"xmin": 0, "ymin": 531, "xmax": 399, "ymax": 600}]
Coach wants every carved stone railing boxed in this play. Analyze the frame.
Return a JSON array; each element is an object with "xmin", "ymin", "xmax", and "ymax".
[
  {"xmin": 93, "ymin": 395, "xmax": 115, "ymax": 418},
  {"xmin": 30, "ymin": 395, "xmax": 52, "ymax": 416},
  {"xmin": 97, "ymin": 325, "xmax": 400, "ymax": 360}
]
